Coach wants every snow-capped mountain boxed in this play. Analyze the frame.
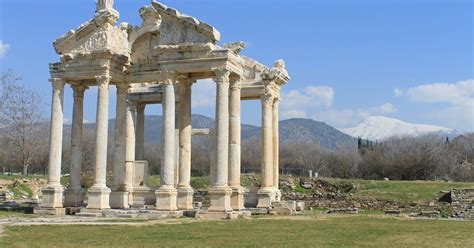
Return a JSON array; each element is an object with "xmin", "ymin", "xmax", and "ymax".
[{"xmin": 340, "ymin": 116, "xmax": 459, "ymax": 141}]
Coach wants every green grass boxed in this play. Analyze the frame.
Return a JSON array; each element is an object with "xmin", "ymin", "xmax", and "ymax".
[
  {"xmin": 7, "ymin": 183, "xmax": 33, "ymax": 199},
  {"xmin": 346, "ymin": 179, "xmax": 474, "ymax": 203},
  {"xmin": 0, "ymin": 215, "xmax": 472, "ymax": 247}
]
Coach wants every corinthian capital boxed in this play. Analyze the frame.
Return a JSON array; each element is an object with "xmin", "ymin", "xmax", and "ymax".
[
  {"xmin": 50, "ymin": 78, "xmax": 65, "ymax": 91},
  {"xmin": 116, "ymin": 83, "xmax": 129, "ymax": 95},
  {"xmin": 261, "ymin": 94, "xmax": 274, "ymax": 106},
  {"xmin": 71, "ymin": 84, "xmax": 88, "ymax": 99},
  {"xmin": 212, "ymin": 68, "xmax": 230, "ymax": 84},
  {"xmin": 95, "ymin": 74, "xmax": 111, "ymax": 89}
]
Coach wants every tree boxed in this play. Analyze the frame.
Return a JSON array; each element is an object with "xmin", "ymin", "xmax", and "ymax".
[{"xmin": 0, "ymin": 71, "xmax": 47, "ymax": 175}]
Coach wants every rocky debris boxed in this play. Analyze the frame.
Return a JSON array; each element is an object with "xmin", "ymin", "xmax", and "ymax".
[
  {"xmin": 296, "ymin": 201, "xmax": 305, "ymax": 211},
  {"xmin": 438, "ymin": 189, "xmax": 474, "ymax": 219},
  {"xmin": 328, "ymin": 207, "xmax": 358, "ymax": 214},
  {"xmin": 385, "ymin": 209, "xmax": 401, "ymax": 215}
]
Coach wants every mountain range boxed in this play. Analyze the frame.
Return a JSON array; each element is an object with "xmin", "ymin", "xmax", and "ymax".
[
  {"xmin": 78, "ymin": 115, "xmax": 356, "ymax": 150},
  {"xmin": 73, "ymin": 115, "xmax": 462, "ymax": 150},
  {"xmin": 340, "ymin": 116, "xmax": 460, "ymax": 141}
]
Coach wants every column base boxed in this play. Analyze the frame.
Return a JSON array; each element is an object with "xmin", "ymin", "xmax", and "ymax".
[
  {"xmin": 131, "ymin": 186, "xmax": 151, "ymax": 208},
  {"xmin": 208, "ymin": 187, "xmax": 233, "ymax": 212},
  {"xmin": 40, "ymin": 186, "xmax": 64, "ymax": 208},
  {"xmin": 256, "ymin": 188, "xmax": 275, "ymax": 208},
  {"xmin": 86, "ymin": 186, "xmax": 111, "ymax": 210},
  {"xmin": 155, "ymin": 187, "xmax": 178, "ymax": 211},
  {"xmin": 274, "ymin": 188, "xmax": 282, "ymax": 202},
  {"xmin": 64, "ymin": 187, "xmax": 83, "ymax": 207},
  {"xmin": 230, "ymin": 187, "xmax": 245, "ymax": 211},
  {"xmin": 110, "ymin": 190, "xmax": 130, "ymax": 209},
  {"xmin": 177, "ymin": 187, "xmax": 194, "ymax": 210}
]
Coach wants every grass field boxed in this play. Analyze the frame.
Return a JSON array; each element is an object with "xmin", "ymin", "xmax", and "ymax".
[{"xmin": 0, "ymin": 215, "xmax": 473, "ymax": 247}]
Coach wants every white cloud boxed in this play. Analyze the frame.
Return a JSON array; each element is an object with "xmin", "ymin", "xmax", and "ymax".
[
  {"xmin": 396, "ymin": 79, "xmax": 474, "ymax": 131},
  {"xmin": 313, "ymin": 102, "xmax": 397, "ymax": 128},
  {"xmin": 0, "ymin": 40, "xmax": 10, "ymax": 58},
  {"xmin": 314, "ymin": 109, "xmax": 371, "ymax": 128},
  {"xmin": 192, "ymin": 79, "xmax": 215, "ymax": 108},
  {"xmin": 281, "ymin": 85, "xmax": 334, "ymax": 118},
  {"xmin": 378, "ymin": 102, "xmax": 398, "ymax": 114},
  {"xmin": 405, "ymin": 79, "xmax": 474, "ymax": 105},
  {"xmin": 394, "ymin": 88, "xmax": 403, "ymax": 97},
  {"xmin": 281, "ymin": 110, "xmax": 308, "ymax": 119}
]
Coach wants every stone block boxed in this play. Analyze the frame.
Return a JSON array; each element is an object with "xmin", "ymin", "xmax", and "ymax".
[
  {"xmin": 208, "ymin": 187, "xmax": 232, "ymax": 212},
  {"xmin": 64, "ymin": 187, "xmax": 84, "ymax": 207},
  {"xmin": 131, "ymin": 186, "xmax": 151, "ymax": 208},
  {"xmin": 230, "ymin": 187, "xmax": 245, "ymax": 211},
  {"xmin": 133, "ymin": 161, "xmax": 149, "ymax": 187},
  {"xmin": 177, "ymin": 187, "xmax": 194, "ymax": 210},
  {"xmin": 33, "ymin": 207, "xmax": 65, "ymax": 216},
  {"xmin": 256, "ymin": 188, "xmax": 275, "ymax": 208},
  {"xmin": 40, "ymin": 186, "xmax": 64, "ymax": 208},
  {"xmin": 155, "ymin": 188, "xmax": 178, "ymax": 211},
  {"xmin": 110, "ymin": 191, "xmax": 130, "ymax": 209},
  {"xmin": 86, "ymin": 186, "xmax": 111, "ymax": 209}
]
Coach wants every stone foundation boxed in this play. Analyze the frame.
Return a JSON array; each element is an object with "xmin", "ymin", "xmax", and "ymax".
[{"xmin": 208, "ymin": 187, "xmax": 232, "ymax": 212}]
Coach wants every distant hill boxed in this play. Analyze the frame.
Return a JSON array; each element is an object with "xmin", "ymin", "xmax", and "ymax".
[
  {"xmin": 340, "ymin": 116, "xmax": 461, "ymax": 141},
  {"xmin": 76, "ymin": 115, "xmax": 356, "ymax": 150}
]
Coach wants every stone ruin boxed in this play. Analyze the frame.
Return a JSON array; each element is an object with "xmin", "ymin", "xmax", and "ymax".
[{"xmin": 35, "ymin": 0, "xmax": 290, "ymax": 218}]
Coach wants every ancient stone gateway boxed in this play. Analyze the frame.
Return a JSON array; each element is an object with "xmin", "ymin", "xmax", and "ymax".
[{"xmin": 37, "ymin": 0, "xmax": 290, "ymax": 217}]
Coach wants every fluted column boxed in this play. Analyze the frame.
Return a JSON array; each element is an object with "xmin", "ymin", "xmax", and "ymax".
[
  {"xmin": 135, "ymin": 104, "xmax": 146, "ymax": 160},
  {"xmin": 155, "ymin": 77, "xmax": 178, "ymax": 211},
  {"xmin": 272, "ymin": 98, "xmax": 281, "ymax": 201},
  {"xmin": 176, "ymin": 79, "xmax": 194, "ymax": 210},
  {"xmin": 125, "ymin": 101, "xmax": 139, "ymax": 206},
  {"xmin": 257, "ymin": 93, "xmax": 274, "ymax": 208},
  {"xmin": 40, "ymin": 78, "xmax": 65, "ymax": 209},
  {"xmin": 110, "ymin": 83, "xmax": 130, "ymax": 209},
  {"xmin": 87, "ymin": 74, "xmax": 111, "ymax": 209},
  {"xmin": 64, "ymin": 84, "xmax": 87, "ymax": 207},
  {"xmin": 228, "ymin": 78, "xmax": 245, "ymax": 210},
  {"xmin": 208, "ymin": 68, "xmax": 233, "ymax": 212}
]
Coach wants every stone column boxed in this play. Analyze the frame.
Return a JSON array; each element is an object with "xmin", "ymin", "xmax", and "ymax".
[
  {"xmin": 64, "ymin": 84, "xmax": 87, "ymax": 207},
  {"xmin": 208, "ymin": 68, "xmax": 232, "ymax": 212},
  {"xmin": 174, "ymin": 100, "xmax": 180, "ymax": 187},
  {"xmin": 155, "ymin": 77, "xmax": 178, "ymax": 211},
  {"xmin": 125, "ymin": 102, "xmax": 140, "ymax": 206},
  {"xmin": 87, "ymin": 74, "xmax": 112, "ymax": 209},
  {"xmin": 257, "ymin": 93, "xmax": 274, "ymax": 208},
  {"xmin": 110, "ymin": 83, "xmax": 130, "ymax": 209},
  {"xmin": 228, "ymin": 78, "xmax": 244, "ymax": 210},
  {"xmin": 40, "ymin": 78, "xmax": 65, "ymax": 209},
  {"xmin": 177, "ymin": 80, "xmax": 194, "ymax": 210},
  {"xmin": 272, "ymin": 98, "xmax": 281, "ymax": 201},
  {"xmin": 135, "ymin": 104, "xmax": 146, "ymax": 160}
]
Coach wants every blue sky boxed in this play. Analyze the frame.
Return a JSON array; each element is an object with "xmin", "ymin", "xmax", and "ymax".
[{"xmin": 0, "ymin": 0, "xmax": 472, "ymax": 131}]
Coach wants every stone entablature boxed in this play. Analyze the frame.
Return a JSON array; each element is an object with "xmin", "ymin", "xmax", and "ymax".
[{"xmin": 39, "ymin": 0, "xmax": 290, "ymax": 217}]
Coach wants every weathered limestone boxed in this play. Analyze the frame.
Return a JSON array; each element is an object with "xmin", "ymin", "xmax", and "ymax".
[
  {"xmin": 208, "ymin": 68, "xmax": 232, "ymax": 212},
  {"xmin": 110, "ymin": 83, "xmax": 130, "ymax": 209},
  {"xmin": 45, "ymin": 1, "xmax": 290, "ymax": 216},
  {"xmin": 135, "ymin": 104, "xmax": 146, "ymax": 160},
  {"xmin": 257, "ymin": 93, "xmax": 274, "ymax": 208},
  {"xmin": 273, "ymin": 98, "xmax": 282, "ymax": 201},
  {"xmin": 228, "ymin": 78, "xmax": 245, "ymax": 210},
  {"xmin": 155, "ymin": 78, "xmax": 178, "ymax": 211},
  {"xmin": 177, "ymin": 80, "xmax": 194, "ymax": 210},
  {"xmin": 40, "ymin": 78, "xmax": 65, "ymax": 209},
  {"xmin": 64, "ymin": 84, "xmax": 87, "ymax": 207},
  {"xmin": 87, "ymin": 75, "xmax": 111, "ymax": 210},
  {"xmin": 126, "ymin": 102, "xmax": 150, "ymax": 207}
]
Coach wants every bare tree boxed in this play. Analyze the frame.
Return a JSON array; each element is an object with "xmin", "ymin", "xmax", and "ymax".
[{"xmin": 0, "ymin": 71, "xmax": 47, "ymax": 175}]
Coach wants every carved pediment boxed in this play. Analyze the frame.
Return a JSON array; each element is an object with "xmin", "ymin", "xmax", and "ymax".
[
  {"xmin": 151, "ymin": 1, "xmax": 220, "ymax": 45},
  {"xmin": 53, "ymin": 10, "xmax": 128, "ymax": 57}
]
